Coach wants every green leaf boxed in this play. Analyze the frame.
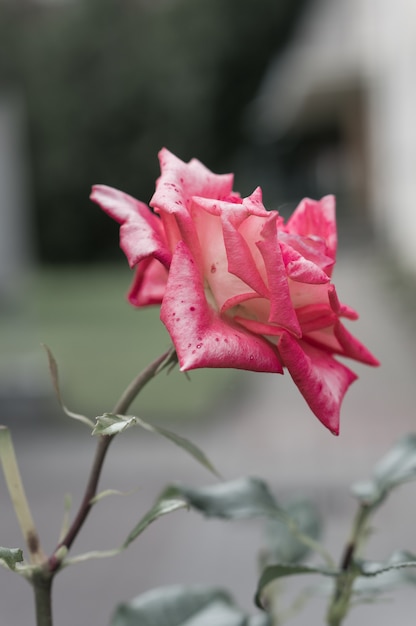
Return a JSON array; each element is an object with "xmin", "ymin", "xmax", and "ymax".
[
  {"xmin": 93, "ymin": 413, "xmax": 220, "ymax": 478},
  {"xmin": 42, "ymin": 344, "xmax": 94, "ymax": 428},
  {"xmin": 110, "ymin": 585, "xmax": 267, "ymax": 626},
  {"xmin": 174, "ymin": 477, "xmax": 280, "ymax": 519},
  {"xmin": 352, "ymin": 434, "xmax": 416, "ymax": 506},
  {"xmin": 255, "ymin": 563, "xmax": 337, "ymax": 609},
  {"xmin": 123, "ymin": 486, "xmax": 188, "ymax": 549},
  {"xmin": 0, "ymin": 547, "xmax": 24, "ymax": 570},
  {"xmin": 263, "ymin": 499, "xmax": 322, "ymax": 565},
  {"xmin": 123, "ymin": 477, "xmax": 280, "ymax": 550}
]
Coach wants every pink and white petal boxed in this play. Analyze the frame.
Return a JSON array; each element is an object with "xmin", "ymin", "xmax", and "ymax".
[
  {"xmin": 119, "ymin": 220, "xmax": 172, "ymax": 269},
  {"xmin": 220, "ymin": 291, "xmax": 262, "ymax": 314},
  {"xmin": 191, "ymin": 205, "xmax": 257, "ymax": 311},
  {"xmin": 161, "ymin": 241, "xmax": 283, "ymax": 373},
  {"xmin": 256, "ymin": 214, "xmax": 301, "ymax": 336},
  {"xmin": 91, "ymin": 185, "xmax": 150, "ymax": 225},
  {"xmin": 296, "ymin": 303, "xmax": 337, "ymax": 334},
  {"xmin": 233, "ymin": 316, "xmax": 283, "ymax": 337},
  {"xmin": 285, "ymin": 196, "xmax": 337, "ymax": 262},
  {"xmin": 328, "ymin": 285, "xmax": 359, "ymax": 320},
  {"xmin": 334, "ymin": 321, "xmax": 380, "ymax": 366},
  {"xmin": 289, "ymin": 279, "xmax": 331, "ymax": 310},
  {"xmin": 128, "ymin": 258, "xmax": 168, "ymax": 307},
  {"xmin": 279, "ymin": 239, "xmax": 331, "ymax": 284},
  {"xmin": 151, "ymin": 148, "xmax": 234, "ymax": 215},
  {"xmin": 221, "ymin": 215, "xmax": 269, "ymax": 297},
  {"xmin": 302, "ymin": 326, "xmax": 343, "ymax": 354},
  {"xmin": 278, "ymin": 332, "xmax": 358, "ymax": 435},
  {"xmin": 91, "ymin": 185, "xmax": 171, "ymax": 269},
  {"xmin": 243, "ymin": 187, "xmax": 271, "ymax": 217}
]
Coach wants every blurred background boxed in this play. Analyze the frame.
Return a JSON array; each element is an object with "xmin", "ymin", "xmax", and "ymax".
[{"xmin": 1, "ymin": 0, "xmax": 416, "ymax": 624}]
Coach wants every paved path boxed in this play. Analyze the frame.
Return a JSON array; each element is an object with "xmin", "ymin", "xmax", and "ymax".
[{"xmin": 1, "ymin": 244, "xmax": 416, "ymax": 625}]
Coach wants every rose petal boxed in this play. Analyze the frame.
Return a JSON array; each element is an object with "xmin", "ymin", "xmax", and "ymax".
[
  {"xmin": 90, "ymin": 185, "xmax": 171, "ymax": 269},
  {"xmin": 278, "ymin": 332, "xmax": 358, "ymax": 435},
  {"xmin": 128, "ymin": 258, "xmax": 169, "ymax": 306},
  {"xmin": 279, "ymin": 236, "xmax": 333, "ymax": 283},
  {"xmin": 296, "ymin": 303, "xmax": 337, "ymax": 334},
  {"xmin": 328, "ymin": 285, "xmax": 359, "ymax": 320},
  {"xmin": 192, "ymin": 186, "xmax": 269, "ymax": 228},
  {"xmin": 285, "ymin": 195, "xmax": 337, "ymax": 263},
  {"xmin": 221, "ymin": 215, "xmax": 269, "ymax": 297},
  {"xmin": 160, "ymin": 241, "xmax": 283, "ymax": 373},
  {"xmin": 256, "ymin": 214, "xmax": 302, "ymax": 337},
  {"xmin": 334, "ymin": 321, "xmax": 380, "ymax": 366},
  {"xmin": 151, "ymin": 148, "xmax": 234, "ymax": 214},
  {"xmin": 191, "ymin": 205, "xmax": 257, "ymax": 311}
]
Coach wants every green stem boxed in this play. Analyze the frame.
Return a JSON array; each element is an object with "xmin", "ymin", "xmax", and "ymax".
[
  {"xmin": 326, "ymin": 504, "xmax": 371, "ymax": 626},
  {"xmin": 48, "ymin": 347, "xmax": 175, "ymax": 572},
  {"xmin": 32, "ymin": 569, "xmax": 53, "ymax": 626}
]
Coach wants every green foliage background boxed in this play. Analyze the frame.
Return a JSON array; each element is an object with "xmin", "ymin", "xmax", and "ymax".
[{"xmin": 0, "ymin": 0, "xmax": 306, "ymax": 262}]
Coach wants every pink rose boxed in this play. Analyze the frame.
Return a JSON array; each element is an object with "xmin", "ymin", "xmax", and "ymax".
[{"xmin": 91, "ymin": 149, "xmax": 379, "ymax": 434}]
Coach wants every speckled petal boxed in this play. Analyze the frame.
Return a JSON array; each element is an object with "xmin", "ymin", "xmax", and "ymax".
[
  {"xmin": 128, "ymin": 259, "xmax": 168, "ymax": 306},
  {"xmin": 160, "ymin": 241, "xmax": 283, "ymax": 373},
  {"xmin": 278, "ymin": 332, "xmax": 358, "ymax": 435},
  {"xmin": 90, "ymin": 185, "xmax": 171, "ymax": 269}
]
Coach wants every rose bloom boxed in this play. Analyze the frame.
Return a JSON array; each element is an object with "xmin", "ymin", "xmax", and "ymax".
[{"xmin": 91, "ymin": 149, "xmax": 379, "ymax": 435}]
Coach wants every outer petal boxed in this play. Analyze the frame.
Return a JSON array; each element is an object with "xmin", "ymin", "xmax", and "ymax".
[
  {"xmin": 160, "ymin": 241, "xmax": 283, "ymax": 373},
  {"xmin": 128, "ymin": 258, "xmax": 168, "ymax": 306},
  {"xmin": 90, "ymin": 185, "xmax": 171, "ymax": 269},
  {"xmin": 150, "ymin": 148, "xmax": 234, "ymax": 265},
  {"xmin": 278, "ymin": 332, "xmax": 358, "ymax": 435},
  {"xmin": 328, "ymin": 285, "xmax": 358, "ymax": 320},
  {"xmin": 285, "ymin": 195, "xmax": 337, "ymax": 263},
  {"xmin": 333, "ymin": 321, "xmax": 380, "ymax": 366},
  {"xmin": 151, "ymin": 148, "xmax": 234, "ymax": 214}
]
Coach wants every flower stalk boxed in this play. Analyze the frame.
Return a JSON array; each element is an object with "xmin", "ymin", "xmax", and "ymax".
[
  {"xmin": 326, "ymin": 504, "xmax": 371, "ymax": 625},
  {"xmin": 49, "ymin": 347, "xmax": 176, "ymax": 572}
]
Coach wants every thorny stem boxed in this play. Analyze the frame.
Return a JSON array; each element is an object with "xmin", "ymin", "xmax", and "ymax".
[{"xmin": 48, "ymin": 347, "xmax": 175, "ymax": 572}]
